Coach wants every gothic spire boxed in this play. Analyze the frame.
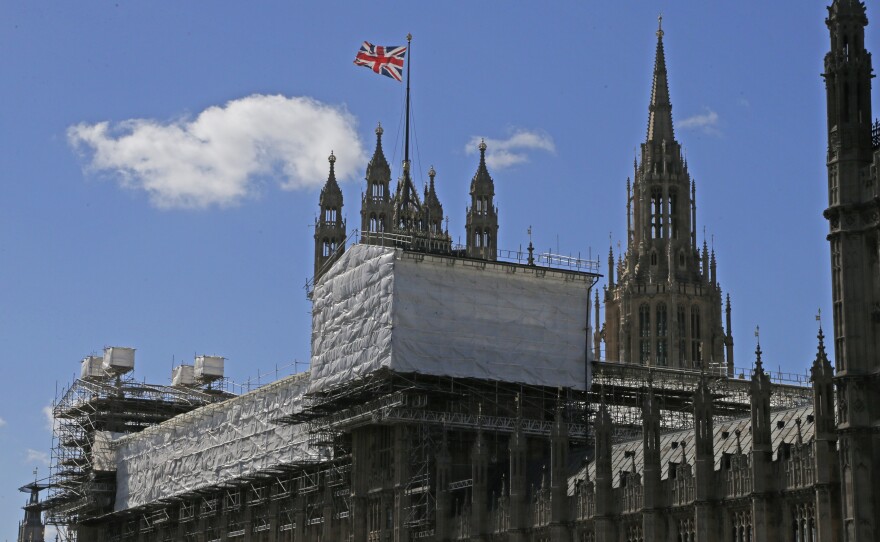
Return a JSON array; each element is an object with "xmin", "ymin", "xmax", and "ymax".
[
  {"xmin": 367, "ymin": 123, "xmax": 389, "ymax": 177},
  {"xmin": 470, "ymin": 139, "xmax": 494, "ymax": 193},
  {"xmin": 647, "ymin": 15, "xmax": 675, "ymax": 143},
  {"xmin": 827, "ymin": 0, "xmax": 868, "ymax": 22},
  {"xmin": 319, "ymin": 151, "xmax": 341, "ymax": 206}
]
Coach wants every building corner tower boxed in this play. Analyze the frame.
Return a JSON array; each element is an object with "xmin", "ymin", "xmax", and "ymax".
[
  {"xmin": 465, "ymin": 139, "xmax": 499, "ymax": 260},
  {"xmin": 602, "ymin": 18, "xmax": 730, "ymax": 372},
  {"xmin": 823, "ymin": 0, "xmax": 880, "ymax": 539},
  {"xmin": 314, "ymin": 152, "xmax": 346, "ymax": 279}
]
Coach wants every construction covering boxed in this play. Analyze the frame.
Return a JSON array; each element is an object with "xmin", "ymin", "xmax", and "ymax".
[
  {"xmin": 309, "ymin": 244, "xmax": 593, "ymax": 393},
  {"xmin": 114, "ymin": 373, "xmax": 317, "ymax": 511}
]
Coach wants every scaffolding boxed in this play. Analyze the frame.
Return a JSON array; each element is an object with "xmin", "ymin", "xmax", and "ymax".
[
  {"xmin": 590, "ymin": 360, "xmax": 814, "ymax": 442},
  {"xmin": 46, "ymin": 370, "xmax": 234, "ymax": 537}
]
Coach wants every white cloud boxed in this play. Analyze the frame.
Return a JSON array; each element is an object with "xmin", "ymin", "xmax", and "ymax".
[
  {"xmin": 69, "ymin": 95, "xmax": 367, "ymax": 209},
  {"xmin": 678, "ymin": 108, "xmax": 721, "ymax": 135},
  {"xmin": 26, "ymin": 448, "xmax": 50, "ymax": 466},
  {"xmin": 0, "ymin": 416, "xmax": 6, "ymax": 428},
  {"xmin": 465, "ymin": 129, "xmax": 555, "ymax": 170}
]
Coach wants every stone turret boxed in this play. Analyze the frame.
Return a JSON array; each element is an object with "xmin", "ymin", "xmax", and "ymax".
[
  {"xmin": 824, "ymin": 1, "xmax": 880, "ymax": 538},
  {"xmin": 361, "ymin": 123, "xmax": 393, "ymax": 237},
  {"xmin": 314, "ymin": 152, "xmax": 346, "ymax": 279},
  {"xmin": 603, "ymin": 17, "xmax": 729, "ymax": 373},
  {"xmin": 465, "ymin": 139, "xmax": 499, "ymax": 260}
]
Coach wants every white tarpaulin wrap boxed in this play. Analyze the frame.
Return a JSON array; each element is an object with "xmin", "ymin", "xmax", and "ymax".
[
  {"xmin": 114, "ymin": 373, "xmax": 316, "ymax": 511},
  {"xmin": 310, "ymin": 245, "xmax": 592, "ymax": 393}
]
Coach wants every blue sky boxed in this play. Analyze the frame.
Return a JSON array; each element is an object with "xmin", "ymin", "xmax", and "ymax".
[{"xmin": 0, "ymin": 1, "xmax": 875, "ymax": 536}]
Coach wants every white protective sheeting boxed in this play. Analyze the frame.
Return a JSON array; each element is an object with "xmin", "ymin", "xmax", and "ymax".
[
  {"xmin": 114, "ymin": 373, "xmax": 318, "ymax": 511},
  {"xmin": 309, "ymin": 244, "xmax": 593, "ymax": 393}
]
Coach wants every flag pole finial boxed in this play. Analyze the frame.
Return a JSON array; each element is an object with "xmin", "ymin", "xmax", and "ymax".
[{"xmin": 407, "ymin": 33, "xmax": 412, "ymax": 42}]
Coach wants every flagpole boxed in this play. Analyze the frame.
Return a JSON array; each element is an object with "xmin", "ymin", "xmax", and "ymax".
[{"xmin": 403, "ymin": 33, "xmax": 412, "ymax": 180}]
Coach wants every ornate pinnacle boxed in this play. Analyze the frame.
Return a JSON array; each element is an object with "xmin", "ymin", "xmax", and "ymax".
[
  {"xmin": 328, "ymin": 151, "xmax": 336, "ymax": 164},
  {"xmin": 375, "ymin": 122, "xmax": 383, "ymax": 137},
  {"xmin": 657, "ymin": 14, "xmax": 664, "ymax": 39},
  {"xmin": 479, "ymin": 138, "xmax": 487, "ymax": 154},
  {"xmin": 754, "ymin": 325, "xmax": 763, "ymax": 372}
]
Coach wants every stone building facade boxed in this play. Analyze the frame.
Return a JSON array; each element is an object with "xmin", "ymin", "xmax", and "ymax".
[
  {"xmin": 34, "ymin": 2, "xmax": 880, "ymax": 542},
  {"xmin": 600, "ymin": 18, "xmax": 733, "ymax": 374}
]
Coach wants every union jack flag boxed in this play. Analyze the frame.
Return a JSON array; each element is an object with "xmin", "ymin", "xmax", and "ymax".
[{"xmin": 353, "ymin": 42, "xmax": 407, "ymax": 82}]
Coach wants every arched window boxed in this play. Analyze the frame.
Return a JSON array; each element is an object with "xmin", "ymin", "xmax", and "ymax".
[
  {"xmin": 378, "ymin": 214, "xmax": 386, "ymax": 232},
  {"xmin": 369, "ymin": 213, "xmax": 378, "ymax": 232},
  {"xmin": 639, "ymin": 304, "xmax": 651, "ymax": 364},
  {"xmin": 372, "ymin": 182, "xmax": 383, "ymax": 198},
  {"xmin": 475, "ymin": 231, "xmax": 482, "ymax": 248},
  {"xmin": 322, "ymin": 239, "xmax": 331, "ymax": 257},
  {"xmin": 325, "ymin": 207, "xmax": 337, "ymax": 222},
  {"xmin": 651, "ymin": 189, "xmax": 663, "ymax": 239},
  {"xmin": 677, "ymin": 305, "xmax": 687, "ymax": 366},
  {"xmin": 691, "ymin": 306, "xmax": 702, "ymax": 367},
  {"xmin": 656, "ymin": 303, "xmax": 667, "ymax": 366},
  {"xmin": 669, "ymin": 191, "xmax": 678, "ymax": 239}
]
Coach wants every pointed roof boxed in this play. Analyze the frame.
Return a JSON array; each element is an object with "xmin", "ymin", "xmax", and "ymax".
[
  {"xmin": 319, "ymin": 151, "xmax": 342, "ymax": 207},
  {"xmin": 424, "ymin": 165, "xmax": 442, "ymax": 209},
  {"xmin": 828, "ymin": 0, "xmax": 867, "ymax": 22},
  {"xmin": 366, "ymin": 123, "xmax": 390, "ymax": 181},
  {"xmin": 470, "ymin": 139, "xmax": 494, "ymax": 194},
  {"xmin": 646, "ymin": 16, "xmax": 675, "ymax": 143}
]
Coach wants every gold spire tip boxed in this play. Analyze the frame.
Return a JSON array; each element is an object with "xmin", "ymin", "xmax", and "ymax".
[{"xmin": 657, "ymin": 14, "xmax": 664, "ymax": 38}]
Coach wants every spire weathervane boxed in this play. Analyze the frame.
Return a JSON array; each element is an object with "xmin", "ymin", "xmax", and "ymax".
[{"xmin": 657, "ymin": 14, "xmax": 664, "ymax": 39}]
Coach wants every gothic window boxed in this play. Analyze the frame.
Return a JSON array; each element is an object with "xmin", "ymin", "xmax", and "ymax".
[
  {"xmin": 678, "ymin": 305, "xmax": 687, "ymax": 365},
  {"xmin": 476, "ymin": 198, "xmax": 483, "ymax": 214},
  {"xmin": 639, "ymin": 304, "xmax": 651, "ymax": 364},
  {"xmin": 325, "ymin": 207, "xmax": 337, "ymax": 222},
  {"xmin": 475, "ymin": 231, "xmax": 482, "ymax": 248},
  {"xmin": 651, "ymin": 190, "xmax": 663, "ymax": 239},
  {"xmin": 378, "ymin": 214, "xmax": 386, "ymax": 232},
  {"xmin": 691, "ymin": 306, "xmax": 702, "ymax": 367},
  {"xmin": 830, "ymin": 169, "xmax": 838, "ymax": 205},
  {"xmin": 831, "ymin": 241, "xmax": 844, "ymax": 369},
  {"xmin": 669, "ymin": 191, "xmax": 679, "ymax": 239},
  {"xmin": 484, "ymin": 229, "xmax": 491, "ymax": 248},
  {"xmin": 369, "ymin": 213, "xmax": 378, "ymax": 232},
  {"xmin": 656, "ymin": 303, "xmax": 668, "ymax": 366},
  {"xmin": 677, "ymin": 517, "xmax": 695, "ymax": 542},
  {"xmin": 372, "ymin": 182, "xmax": 384, "ymax": 198},
  {"xmin": 322, "ymin": 239, "xmax": 331, "ymax": 257},
  {"xmin": 731, "ymin": 509, "xmax": 752, "ymax": 542},
  {"xmin": 791, "ymin": 502, "xmax": 816, "ymax": 542}
]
